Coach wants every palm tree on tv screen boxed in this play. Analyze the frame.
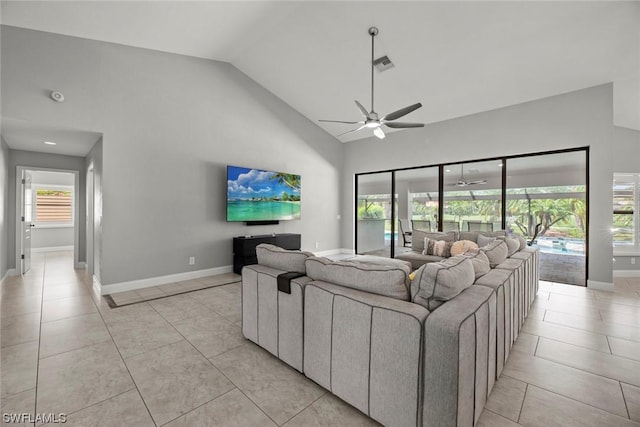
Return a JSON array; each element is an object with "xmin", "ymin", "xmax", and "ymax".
[{"xmin": 273, "ymin": 173, "xmax": 300, "ymax": 191}]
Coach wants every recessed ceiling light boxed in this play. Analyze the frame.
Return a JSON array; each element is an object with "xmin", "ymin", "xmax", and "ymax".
[
  {"xmin": 445, "ymin": 169, "xmax": 451, "ymax": 173},
  {"xmin": 44, "ymin": 141, "xmax": 57, "ymax": 145},
  {"xmin": 498, "ymin": 163, "xmax": 503, "ymax": 167}
]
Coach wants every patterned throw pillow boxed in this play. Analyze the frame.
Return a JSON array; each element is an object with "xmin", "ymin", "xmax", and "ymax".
[
  {"xmin": 422, "ymin": 237, "xmax": 453, "ymax": 257},
  {"xmin": 450, "ymin": 239, "xmax": 479, "ymax": 256}
]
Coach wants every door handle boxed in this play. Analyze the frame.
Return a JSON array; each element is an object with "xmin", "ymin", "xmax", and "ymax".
[{"xmin": 30, "ymin": 224, "xmax": 35, "ymax": 228}]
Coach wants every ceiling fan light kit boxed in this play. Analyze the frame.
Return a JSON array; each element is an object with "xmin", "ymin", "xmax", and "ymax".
[{"xmin": 319, "ymin": 27, "xmax": 424, "ymax": 140}]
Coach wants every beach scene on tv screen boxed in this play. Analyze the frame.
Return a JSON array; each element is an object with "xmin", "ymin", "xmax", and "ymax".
[{"xmin": 227, "ymin": 166, "xmax": 301, "ymax": 221}]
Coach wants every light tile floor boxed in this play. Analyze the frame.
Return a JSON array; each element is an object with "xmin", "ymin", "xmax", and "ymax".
[{"xmin": 2, "ymin": 251, "xmax": 640, "ymax": 426}]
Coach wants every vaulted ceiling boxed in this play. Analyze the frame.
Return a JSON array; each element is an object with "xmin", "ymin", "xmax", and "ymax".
[{"xmin": 2, "ymin": 1, "xmax": 638, "ymax": 144}]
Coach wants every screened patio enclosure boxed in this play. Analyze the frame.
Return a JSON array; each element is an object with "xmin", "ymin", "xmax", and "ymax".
[{"xmin": 355, "ymin": 149, "xmax": 587, "ymax": 286}]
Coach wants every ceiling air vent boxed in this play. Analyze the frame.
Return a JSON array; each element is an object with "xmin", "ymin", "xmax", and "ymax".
[{"xmin": 373, "ymin": 55, "xmax": 394, "ymax": 72}]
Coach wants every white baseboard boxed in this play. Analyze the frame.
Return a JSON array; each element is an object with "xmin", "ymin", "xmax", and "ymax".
[
  {"xmin": 92, "ymin": 275, "xmax": 102, "ymax": 297},
  {"xmin": 1, "ymin": 269, "xmax": 19, "ymax": 283},
  {"xmin": 314, "ymin": 248, "xmax": 355, "ymax": 257},
  {"xmin": 613, "ymin": 270, "xmax": 640, "ymax": 278},
  {"xmin": 587, "ymin": 279, "xmax": 615, "ymax": 292},
  {"xmin": 32, "ymin": 246, "xmax": 73, "ymax": 253},
  {"xmin": 100, "ymin": 265, "xmax": 234, "ymax": 295}
]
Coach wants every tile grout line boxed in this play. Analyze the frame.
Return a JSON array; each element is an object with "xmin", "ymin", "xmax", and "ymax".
[
  {"xmin": 619, "ymin": 381, "xmax": 632, "ymax": 420},
  {"xmin": 87, "ymin": 289, "xmax": 158, "ymax": 426},
  {"xmin": 532, "ymin": 346, "xmax": 640, "ymax": 387},
  {"xmin": 147, "ymin": 300, "xmax": 281, "ymax": 427},
  {"xmin": 516, "ymin": 383, "xmax": 528, "ymax": 424},
  {"xmin": 33, "ymin": 253, "xmax": 48, "ymax": 419},
  {"xmin": 517, "ymin": 380, "xmax": 635, "ymax": 422}
]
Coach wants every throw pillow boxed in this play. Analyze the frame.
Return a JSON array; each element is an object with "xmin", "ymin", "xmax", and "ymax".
[
  {"xmin": 463, "ymin": 249, "xmax": 491, "ymax": 279},
  {"xmin": 422, "ymin": 237, "xmax": 453, "ymax": 257},
  {"xmin": 411, "ymin": 255, "xmax": 475, "ymax": 311},
  {"xmin": 480, "ymin": 240, "xmax": 508, "ymax": 267},
  {"xmin": 513, "ymin": 234, "xmax": 527, "ymax": 251},
  {"xmin": 477, "ymin": 234, "xmax": 496, "ymax": 248},
  {"xmin": 450, "ymin": 239, "xmax": 479, "ymax": 256},
  {"xmin": 498, "ymin": 236, "xmax": 520, "ymax": 257}
]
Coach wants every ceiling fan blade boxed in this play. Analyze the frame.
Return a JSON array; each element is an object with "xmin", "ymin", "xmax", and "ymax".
[
  {"xmin": 354, "ymin": 100, "xmax": 369, "ymax": 118},
  {"xmin": 467, "ymin": 180, "xmax": 487, "ymax": 185},
  {"xmin": 337, "ymin": 125, "xmax": 365, "ymax": 137},
  {"xmin": 382, "ymin": 103, "xmax": 422, "ymax": 121},
  {"xmin": 384, "ymin": 122, "xmax": 425, "ymax": 129},
  {"xmin": 319, "ymin": 119, "xmax": 363, "ymax": 124}
]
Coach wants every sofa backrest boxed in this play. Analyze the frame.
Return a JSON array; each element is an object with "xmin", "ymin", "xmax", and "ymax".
[
  {"xmin": 305, "ymin": 256, "xmax": 411, "ymax": 301},
  {"xmin": 458, "ymin": 230, "xmax": 507, "ymax": 243},
  {"xmin": 411, "ymin": 230, "xmax": 458, "ymax": 252},
  {"xmin": 256, "ymin": 243, "xmax": 314, "ymax": 274}
]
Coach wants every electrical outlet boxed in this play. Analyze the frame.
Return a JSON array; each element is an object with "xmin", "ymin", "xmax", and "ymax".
[
  {"xmin": 189, "ymin": 256, "xmax": 195, "ymax": 265},
  {"xmin": 315, "ymin": 242, "xmax": 319, "ymax": 249}
]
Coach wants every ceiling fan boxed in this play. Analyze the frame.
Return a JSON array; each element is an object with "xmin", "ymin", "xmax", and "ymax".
[
  {"xmin": 319, "ymin": 27, "xmax": 424, "ymax": 140},
  {"xmin": 449, "ymin": 164, "xmax": 487, "ymax": 187}
]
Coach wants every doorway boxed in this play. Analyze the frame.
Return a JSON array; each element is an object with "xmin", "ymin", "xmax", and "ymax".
[{"xmin": 16, "ymin": 167, "xmax": 80, "ymax": 274}]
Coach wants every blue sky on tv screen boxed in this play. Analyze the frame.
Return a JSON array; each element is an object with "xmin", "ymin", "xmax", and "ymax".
[{"xmin": 227, "ymin": 166, "xmax": 300, "ymax": 200}]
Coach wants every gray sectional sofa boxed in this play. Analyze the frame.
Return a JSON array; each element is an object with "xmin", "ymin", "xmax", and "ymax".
[{"xmin": 241, "ymin": 239, "xmax": 538, "ymax": 427}]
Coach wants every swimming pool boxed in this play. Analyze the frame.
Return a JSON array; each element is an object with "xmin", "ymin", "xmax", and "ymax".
[{"xmin": 533, "ymin": 237, "xmax": 585, "ymax": 256}]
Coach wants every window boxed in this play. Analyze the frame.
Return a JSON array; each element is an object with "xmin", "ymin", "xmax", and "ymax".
[
  {"xmin": 613, "ymin": 173, "xmax": 638, "ymax": 248},
  {"xmin": 34, "ymin": 186, "xmax": 73, "ymax": 226}
]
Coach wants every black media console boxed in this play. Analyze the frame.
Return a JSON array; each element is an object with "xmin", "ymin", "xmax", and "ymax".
[{"xmin": 232, "ymin": 233, "xmax": 301, "ymax": 274}]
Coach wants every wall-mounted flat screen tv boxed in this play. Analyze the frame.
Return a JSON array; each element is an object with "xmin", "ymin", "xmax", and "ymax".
[{"xmin": 227, "ymin": 165, "xmax": 301, "ymax": 222}]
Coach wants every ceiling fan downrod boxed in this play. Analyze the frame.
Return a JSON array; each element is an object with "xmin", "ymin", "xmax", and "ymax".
[{"xmin": 369, "ymin": 26, "xmax": 378, "ymax": 114}]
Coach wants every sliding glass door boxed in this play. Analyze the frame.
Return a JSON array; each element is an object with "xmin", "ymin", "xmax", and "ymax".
[
  {"xmin": 354, "ymin": 148, "xmax": 588, "ymax": 285},
  {"xmin": 506, "ymin": 151, "xmax": 587, "ymax": 285},
  {"xmin": 356, "ymin": 172, "xmax": 393, "ymax": 257},
  {"xmin": 443, "ymin": 160, "xmax": 503, "ymax": 233},
  {"xmin": 396, "ymin": 167, "xmax": 440, "ymax": 252}
]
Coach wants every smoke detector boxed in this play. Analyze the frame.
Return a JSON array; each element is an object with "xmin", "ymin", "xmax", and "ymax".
[
  {"xmin": 373, "ymin": 55, "xmax": 395, "ymax": 72},
  {"xmin": 50, "ymin": 91, "xmax": 65, "ymax": 103}
]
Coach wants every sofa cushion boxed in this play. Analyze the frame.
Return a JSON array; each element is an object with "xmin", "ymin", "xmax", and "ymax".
[
  {"xmin": 305, "ymin": 256, "xmax": 411, "ymax": 301},
  {"xmin": 480, "ymin": 240, "xmax": 508, "ymax": 268},
  {"xmin": 459, "ymin": 230, "xmax": 507, "ymax": 243},
  {"xmin": 498, "ymin": 236, "xmax": 520, "ymax": 257},
  {"xmin": 463, "ymin": 249, "xmax": 491, "ymax": 279},
  {"xmin": 411, "ymin": 255, "xmax": 475, "ymax": 310},
  {"xmin": 395, "ymin": 251, "xmax": 444, "ymax": 270},
  {"xmin": 411, "ymin": 230, "xmax": 458, "ymax": 253},
  {"xmin": 422, "ymin": 238, "xmax": 453, "ymax": 257},
  {"xmin": 513, "ymin": 234, "xmax": 527, "ymax": 251},
  {"xmin": 256, "ymin": 244, "xmax": 314, "ymax": 274},
  {"xmin": 451, "ymin": 239, "xmax": 479, "ymax": 256},
  {"xmin": 477, "ymin": 234, "xmax": 496, "ymax": 248}
]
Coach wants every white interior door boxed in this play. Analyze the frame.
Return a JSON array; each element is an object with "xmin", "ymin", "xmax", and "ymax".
[{"xmin": 21, "ymin": 170, "xmax": 33, "ymax": 274}]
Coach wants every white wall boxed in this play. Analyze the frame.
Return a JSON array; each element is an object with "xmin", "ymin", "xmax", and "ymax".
[
  {"xmin": 85, "ymin": 138, "xmax": 103, "ymax": 282},
  {"xmin": 1, "ymin": 26, "xmax": 343, "ymax": 286},
  {"xmin": 0, "ymin": 137, "xmax": 9, "ymax": 278},
  {"xmin": 343, "ymin": 84, "xmax": 617, "ymax": 285}
]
